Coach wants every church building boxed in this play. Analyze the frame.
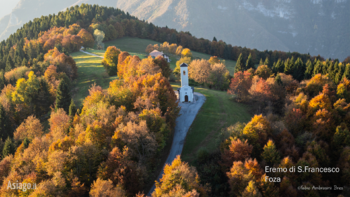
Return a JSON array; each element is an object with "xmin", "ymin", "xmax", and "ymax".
[{"xmin": 177, "ymin": 63, "xmax": 194, "ymax": 102}]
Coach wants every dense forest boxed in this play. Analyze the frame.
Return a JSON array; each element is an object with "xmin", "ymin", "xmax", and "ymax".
[{"xmin": 0, "ymin": 3, "xmax": 349, "ymax": 197}]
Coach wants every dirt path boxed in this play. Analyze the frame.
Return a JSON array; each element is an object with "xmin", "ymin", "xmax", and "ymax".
[
  {"xmin": 147, "ymin": 92, "xmax": 206, "ymax": 196},
  {"xmin": 79, "ymin": 49, "xmax": 103, "ymax": 58}
]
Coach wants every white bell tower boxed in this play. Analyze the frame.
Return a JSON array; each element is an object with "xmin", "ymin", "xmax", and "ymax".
[
  {"xmin": 178, "ymin": 63, "xmax": 194, "ymax": 102},
  {"xmin": 180, "ymin": 63, "xmax": 189, "ymax": 87}
]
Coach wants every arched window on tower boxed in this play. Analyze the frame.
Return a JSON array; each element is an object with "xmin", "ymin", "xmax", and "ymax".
[{"xmin": 183, "ymin": 70, "xmax": 186, "ymax": 75}]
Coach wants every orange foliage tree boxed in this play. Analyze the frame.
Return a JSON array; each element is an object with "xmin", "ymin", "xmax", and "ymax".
[
  {"xmin": 77, "ymin": 29, "xmax": 95, "ymax": 48},
  {"xmin": 228, "ymin": 71, "xmax": 253, "ymax": 101}
]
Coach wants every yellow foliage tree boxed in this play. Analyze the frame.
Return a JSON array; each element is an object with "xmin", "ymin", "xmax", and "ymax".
[
  {"xmin": 153, "ymin": 155, "xmax": 207, "ymax": 197},
  {"xmin": 243, "ymin": 115, "xmax": 271, "ymax": 147}
]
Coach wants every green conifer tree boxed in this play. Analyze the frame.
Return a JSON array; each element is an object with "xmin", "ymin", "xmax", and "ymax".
[
  {"xmin": 55, "ymin": 79, "xmax": 71, "ymax": 113},
  {"xmin": 0, "ymin": 70, "xmax": 4, "ymax": 90},
  {"xmin": 5, "ymin": 56, "xmax": 14, "ymax": 72},
  {"xmin": 246, "ymin": 53, "xmax": 254, "ymax": 70},
  {"xmin": 2, "ymin": 137, "xmax": 15, "ymax": 158},
  {"xmin": 235, "ymin": 53, "xmax": 245, "ymax": 73},
  {"xmin": 304, "ymin": 59, "xmax": 313, "ymax": 79},
  {"xmin": 284, "ymin": 58, "xmax": 293, "ymax": 75},
  {"xmin": 332, "ymin": 125, "xmax": 350, "ymax": 151},
  {"xmin": 293, "ymin": 58, "xmax": 304, "ymax": 81},
  {"xmin": 333, "ymin": 62, "xmax": 339, "ymax": 81},
  {"xmin": 0, "ymin": 103, "xmax": 12, "ymax": 141},
  {"xmin": 259, "ymin": 58, "xmax": 263, "ymax": 66},
  {"xmin": 313, "ymin": 60, "xmax": 322, "ymax": 77},
  {"xmin": 343, "ymin": 63, "xmax": 350, "ymax": 80},
  {"xmin": 327, "ymin": 61, "xmax": 335, "ymax": 80},
  {"xmin": 69, "ymin": 99, "xmax": 77, "ymax": 117},
  {"xmin": 273, "ymin": 59, "xmax": 284, "ymax": 73},
  {"xmin": 23, "ymin": 137, "xmax": 30, "ymax": 149},
  {"xmin": 335, "ymin": 63, "xmax": 345, "ymax": 84},
  {"xmin": 275, "ymin": 74, "xmax": 283, "ymax": 86},
  {"xmin": 264, "ymin": 57, "xmax": 269, "ymax": 67},
  {"xmin": 21, "ymin": 58, "xmax": 27, "ymax": 67}
]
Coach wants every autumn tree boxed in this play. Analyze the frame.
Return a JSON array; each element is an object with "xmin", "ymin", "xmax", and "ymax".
[
  {"xmin": 49, "ymin": 108, "xmax": 71, "ymax": 140},
  {"xmin": 307, "ymin": 92, "xmax": 332, "ymax": 116},
  {"xmin": 209, "ymin": 56, "xmax": 220, "ymax": 65},
  {"xmin": 227, "ymin": 159, "xmax": 263, "ymax": 196},
  {"xmin": 241, "ymin": 180, "xmax": 262, "ymax": 197},
  {"xmin": 249, "ymin": 76, "xmax": 273, "ymax": 103},
  {"xmin": 175, "ymin": 46, "xmax": 183, "ymax": 56},
  {"xmin": 102, "ymin": 46, "xmax": 121, "ymax": 76},
  {"xmin": 255, "ymin": 65, "xmax": 273, "ymax": 80},
  {"xmin": 118, "ymin": 121, "xmax": 157, "ymax": 164},
  {"xmin": 221, "ymin": 138, "xmax": 253, "ymax": 170},
  {"xmin": 208, "ymin": 63, "xmax": 230, "ymax": 90},
  {"xmin": 243, "ymin": 115, "xmax": 272, "ymax": 155},
  {"xmin": 152, "ymin": 155, "xmax": 207, "ymax": 197},
  {"xmin": 153, "ymin": 56, "xmax": 172, "ymax": 78},
  {"xmin": 90, "ymin": 178, "xmax": 127, "ymax": 197},
  {"xmin": 228, "ymin": 71, "xmax": 252, "ymax": 101},
  {"xmin": 55, "ymin": 79, "xmax": 71, "ymax": 113},
  {"xmin": 261, "ymin": 139, "xmax": 280, "ymax": 165},
  {"xmin": 77, "ymin": 28, "xmax": 95, "ymax": 48},
  {"xmin": 97, "ymin": 147, "xmax": 140, "ymax": 196},
  {"xmin": 14, "ymin": 115, "xmax": 43, "ymax": 141},
  {"xmin": 145, "ymin": 44, "xmax": 155, "ymax": 53},
  {"xmin": 188, "ymin": 59, "xmax": 211, "ymax": 84},
  {"xmin": 181, "ymin": 48, "xmax": 192, "ymax": 58}
]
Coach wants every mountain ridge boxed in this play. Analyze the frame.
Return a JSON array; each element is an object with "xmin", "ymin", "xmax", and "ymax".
[{"xmin": 1, "ymin": 0, "xmax": 349, "ymax": 60}]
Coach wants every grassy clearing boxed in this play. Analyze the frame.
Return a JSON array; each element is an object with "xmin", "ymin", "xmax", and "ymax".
[
  {"xmin": 70, "ymin": 52, "xmax": 118, "ymax": 107},
  {"xmin": 88, "ymin": 37, "xmax": 237, "ymax": 74},
  {"xmin": 171, "ymin": 83, "xmax": 253, "ymax": 163}
]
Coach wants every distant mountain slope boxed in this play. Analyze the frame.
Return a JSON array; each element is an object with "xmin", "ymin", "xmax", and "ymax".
[
  {"xmin": 115, "ymin": 0, "xmax": 350, "ymax": 60},
  {"xmin": 1, "ymin": 0, "xmax": 349, "ymax": 60}
]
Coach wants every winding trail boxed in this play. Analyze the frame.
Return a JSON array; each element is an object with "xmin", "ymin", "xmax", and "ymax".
[
  {"xmin": 79, "ymin": 49, "xmax": 103, "ymax": 58},
  {"xmin": 147, "ymin": 92, "xmax": 206, "ymax": 196}
]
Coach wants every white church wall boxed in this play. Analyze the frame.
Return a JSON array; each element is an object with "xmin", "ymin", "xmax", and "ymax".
[{"xmin": 179, "ymin": 63, "xmax": 194, "ymax": 102}]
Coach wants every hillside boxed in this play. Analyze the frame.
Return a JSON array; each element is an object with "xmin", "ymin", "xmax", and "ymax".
[
  {"xmin": 1, "ymin": 0, "xmax": 350, "ymax": 60},
  {"xmin": 114, "ymin": 0, "xmax": 350, "ymax": 60}
]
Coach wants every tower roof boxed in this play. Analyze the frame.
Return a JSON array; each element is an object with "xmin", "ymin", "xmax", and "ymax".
[{"xmin": 180, "ymin": 63, "xmax": 188, "ymax": 67}]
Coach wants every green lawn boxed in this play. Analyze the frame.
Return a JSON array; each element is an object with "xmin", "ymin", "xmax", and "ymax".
[
  {"xmin": 171, "ymin": 83, "xmax": 253, "ymax": 163},
  {"xmin": 88, "ymin": 37, "xmax": 237, "ymax": 74},
  {"xmin": 70, "ymin": 52, "xmax": 118, "ymax": 107}
]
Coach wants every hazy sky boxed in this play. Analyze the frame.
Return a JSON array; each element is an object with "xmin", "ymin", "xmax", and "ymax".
[{"xmin": 0, "ymin": 0, "xmax": 21, "ymax": 19}]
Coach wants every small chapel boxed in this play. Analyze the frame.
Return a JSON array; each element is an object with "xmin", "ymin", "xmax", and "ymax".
[{"xmin": 177, "ymin": 63, "xmax": 194, "ymax": 102}]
